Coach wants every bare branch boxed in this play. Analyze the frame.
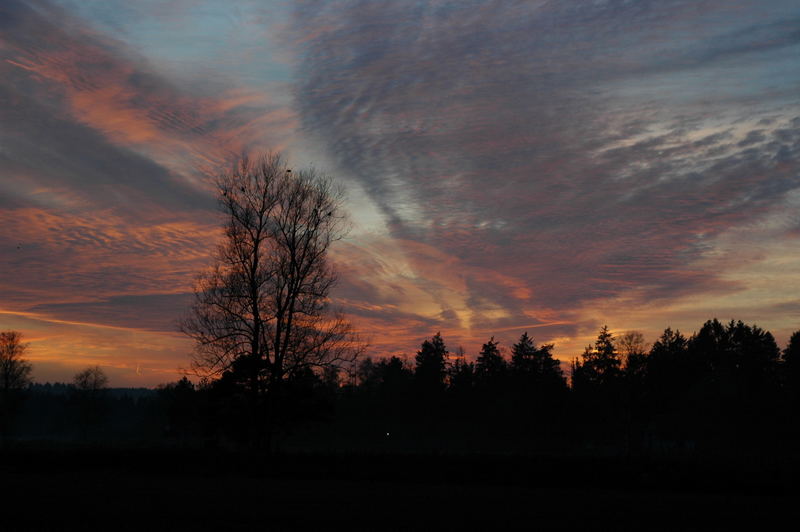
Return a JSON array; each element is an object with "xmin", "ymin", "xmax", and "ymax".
[{"xmin": 179, "ymin": 152, "xmax": 362, "ymax": 402}]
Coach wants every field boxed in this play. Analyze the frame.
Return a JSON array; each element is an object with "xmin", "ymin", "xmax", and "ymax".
[{"xmin": 2, "ymin": 448, "xmax": 798, "ymax": 530}]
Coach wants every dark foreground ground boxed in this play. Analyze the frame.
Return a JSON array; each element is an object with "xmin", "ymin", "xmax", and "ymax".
[{"xmin": 2, "ymin": 447, "xmax": 799, "ymax": 530}]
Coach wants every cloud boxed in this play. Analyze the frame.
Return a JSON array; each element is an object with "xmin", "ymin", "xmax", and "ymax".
[
  {"xmin": 0, "ymin": 0, "xmax": 296, "ymax": 382},
  {"xmin": 28, "ymin": 292, "xmax": 194, "ymax": 332},
  {"xmin": 2, "ymin": 0, "xmax": 799, "ymax": 379},
  {"xmin": 2, "ymin": 0, "xmax": 295, "ymax": 181},
  {"xmin": 0, "ymin": 206, "xmax": 220, "ymax": 308},
  {"xmin": 0, "ymin": 0, "xmax": 296, "ymax": 300},
  {"xmin": 292, "ymin": 0, "xmax": 800, "ymax": 354}
]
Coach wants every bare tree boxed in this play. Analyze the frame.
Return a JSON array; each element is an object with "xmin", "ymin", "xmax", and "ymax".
[
  {"xmin": 72, "ymin": 365, "xmax": 109, "ymax": 438},
  {"xmin": 0, "ymin": 331, "xmax": 32, "ymax": 394},
  {"xmin": 181, "ymin": 153, "xmax": 362, "ymax": 444},
  {"xmin": 0, "ymin": 331, "xmax": 33, "ymax": 442},
  {"xmin": 73, "ymin": 365, "xmax": 109, "ymax": 394}
]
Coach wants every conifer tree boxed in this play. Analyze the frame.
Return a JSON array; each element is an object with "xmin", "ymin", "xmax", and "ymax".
[
  {"xmin": 475, "ymin": 337, "xmax": 507, "ymax": 389},
  {"xmin": 576, "ymin": 325, "xmax": 621, "ymax": 387},
  {"xmin": 415, "ymin": 332, "xmax": 448, "ymax": 393},
  {"xmin": 784, "ymin": 330, "xmax": 800, "ymax": 396},
  {"xmin": 510, "ymin": 332, "xmax": 563, "ymax": 385}
]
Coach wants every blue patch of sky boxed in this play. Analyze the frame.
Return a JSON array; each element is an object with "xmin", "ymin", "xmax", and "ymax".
[{"xmin": 51, "ymin": 0, "xmax": 293, "ymax": 87}]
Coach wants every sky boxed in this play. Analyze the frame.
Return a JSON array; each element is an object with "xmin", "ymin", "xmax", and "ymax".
[{"xmin": 1, "ymin": 0, "xmax": 799, "ymax": 386}]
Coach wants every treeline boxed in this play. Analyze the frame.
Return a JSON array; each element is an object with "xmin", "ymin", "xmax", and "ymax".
[
  {"xmin": 326, "ymin": 318, "xmax": 800, "ymax": 455},
  {"xmin": 4, "ymin": 318, "xmax": 800, "ymax": 455}
]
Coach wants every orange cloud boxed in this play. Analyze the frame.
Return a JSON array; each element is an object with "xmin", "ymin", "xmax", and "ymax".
[{"xmin": 3, "ymin": 11, "xmax": 297, "ymax": 182}]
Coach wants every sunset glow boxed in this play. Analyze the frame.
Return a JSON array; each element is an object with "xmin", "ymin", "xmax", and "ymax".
[{"xmin": 2, "ymin": 0, "xmax": 799, "ymax": 386}]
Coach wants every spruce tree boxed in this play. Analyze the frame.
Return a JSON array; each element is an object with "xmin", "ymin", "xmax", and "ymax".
[
  {"xmin": 511, "ymin": 332, "xmax": 564, "ymax": 387},
  {"xmin": 475, "ymin": 337, "xmax": 507, "ymax": 389},
  {"xmin": 784, "ymin": 330, "xmax": 800, "ymax": 397},
  {"xmin": 415, "ymin": 332, "xmax": 448, "ymax": 394},
  {"xmin": 578, "ymin": 325, "xmax": 621, "ymax": 387}
]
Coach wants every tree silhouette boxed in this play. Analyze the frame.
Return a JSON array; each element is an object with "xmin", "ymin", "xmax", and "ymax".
[
  {"xmin": 648, "ymin": 328, "xmax": 688, "ymax": 366},
  {"xmin": 510, "ymin": 332, "xmax": 563, "ymax": 388},
  {"xmin": 573, "ymin": 325, "xmax": 621, "ymax": 390},
  {"xmin": 615, "ymin": 331, "xmax": 648, "ymax": 382},
  {"xmin": 728, "ymin": 320, "xmax": 780, "ymax": 386},
  {"xmin": 358, "ymin": 356, "xmax": 413, "ymax": 396},
  {"xmin": 377, "ymin": 357, "xmax": 413, "ymax": 394},
  {"xmin": 448, "ymin": 347, "xmax": 475, "ymax": 394},
  {"xmin": 783, "ymin": 330, "xmax": 800, "ymax": 398},
  {"xmin": 646, "ymin": 327, "xmax": 690, "ymax": 398},
  {"xmin": 508, "ymin": 332, "xmax": 566, "ymax": 439},
  {"xmin": 72, "ymin": 365, "xmax": 109, "ymax": 438},
  {"xmin": 510, "ymin": 332, "xmax": 536, "ymax": 373},
  {"xmin": 73, "ymin": 365, "xmax": 109, "ymax": 393},
  {"xmin": 356, "ymin": 356, "xmax": 379, "ymax": 390},
  {"xmin": 373, "ymin": 356, "xmax": 413, "ymax": 425},
  {"xmin": 475, "ymin": 337, "xmax": 506, "ymax": 389},
  {"xmin": 688, "ymin": 319, "xmax": 780, "ymax": 385},
  {"xmin": 157, "ymin": 376, "xmax": 197, "ymax": 443},
  {"xmin": 673, "ymin": 319, "xmax": 781, "ymax": 449},
  {"xmin": 180, "ymin": 153, "xmax": 362, "ymax": 447},
  {"xmin": 415, "ymin": 332, "xmax": 448, "ymax": 395},
  {"xmin": 0, "ymin": 331, "xmax": 32, "ymax": 443},
  {"xmin": 570, "ymin": 326, "xmax": 624, "ymax": 443}
]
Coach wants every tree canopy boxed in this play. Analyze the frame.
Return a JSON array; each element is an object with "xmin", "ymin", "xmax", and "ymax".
[{"xmin": 180, "ymin": 153, "xmax": 362, "ymax": 446}]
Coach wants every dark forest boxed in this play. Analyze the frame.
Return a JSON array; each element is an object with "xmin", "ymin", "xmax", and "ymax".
[
  {"xmin": 3, "ymin": 320, "xmax": 800, "ymax": 529},
  {"xmin": 5, "ymin": 319, "xmax": 800, "ymax": 455}
]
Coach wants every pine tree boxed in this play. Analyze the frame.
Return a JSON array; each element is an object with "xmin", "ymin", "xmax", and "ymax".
[
  {"xmin": 447, "ymin": 347, "xmax": 474, "ymax": 393},
  {"xmin": 475, "ymin": 337, "xmax": 507, "ymax": 389},
  {"xmin": 415, "ymin": 332, "xmax": 448, "ymax": 394},
  {"xmin": 510, "ymin": 332, "xmax": 564, "ymax": 388},
  {"xmin": 578, "ymin": 325, "xmax": 621, "ymax": 387},
  {"xmin": 784, "ymin": 330, "xmax": 800, "ymax": 397},
  {"xmin": 510, "ymin": 332, "xmax": 537, "ymax": 374}
]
